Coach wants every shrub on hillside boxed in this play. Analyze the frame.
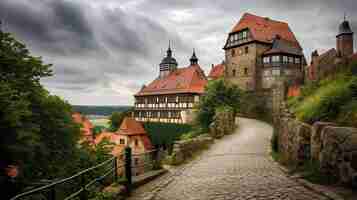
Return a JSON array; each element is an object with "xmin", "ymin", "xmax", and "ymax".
[
  {"xmin": 143, "ymin": 122, "xmax": 193, "ymax": 147},
  {"xmin": 295, "ymin": 76, "xmax": 355, "ymax": 123},
  {"xmin": 240, "ymin": 92, "xmax": 271, "ymax": 121},
  {"xmin": 195, "ymin": 79, "xmax": 241, "ymax": 132},
  {"xmin": 337, "ymin": 100, "xmax": 357, "ymax": 127}
]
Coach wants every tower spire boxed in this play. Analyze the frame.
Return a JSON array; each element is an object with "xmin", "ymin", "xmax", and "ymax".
[
  {"xmin": 167, "ymin": 40, "xmax": 172, "ymax": 57},
  {"xmin": 190, "ymin": 48, "xmax": 198, "ymax": 65}
]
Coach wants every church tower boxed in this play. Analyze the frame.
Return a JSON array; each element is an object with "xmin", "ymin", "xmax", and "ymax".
[
  {"xmin": 336, "ymin": 15, "xmax": 354, "ymax": 57},
  {"xmin": 159, "ymin": 42, "xmax": 178, "ymax": 78}
]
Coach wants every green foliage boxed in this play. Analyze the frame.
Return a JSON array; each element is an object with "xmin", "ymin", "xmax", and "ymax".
[
  {"xmin": 73, "ymin": 105, "xmax": 132, "ymax": 116},
  {"xmin": 195, "ymin": 79, "xmax": 241, "ymax": 131},
  {"xmin": 0, "ymin": 29, "xmax": 91, "ymax": 184},
  {"xmin": 143, "ymin": 122, "xmax": 193, "ymax": 146},
  {"xmin": 337, "ymin": 100, "xmax": 357, "ymax": 127},
  {"xmin": 93, "ymin": 125, "xmax": 106, "ymax": 136},
  {"xmin": 108, "ymin": 110, "xmax": 132, "ymax": 131},
  {"xmin": 89, "ymin": 191, "xmax": 116, "ymax": 200},
  {"xmin": 295, "ymin": 76, "xmax": 355, "ymax": 123},
  {"xmin": 179, "ymin": 132, "xmax": 196, "ymax": 141},
  {"xmin": 239, "ymin": 92, "xmax": 271, "ymax": 121}
]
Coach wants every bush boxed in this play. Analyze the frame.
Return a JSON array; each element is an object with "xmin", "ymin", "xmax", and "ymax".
[
  {"xmin": 179, "ymin": 132, "xmax": 196, "ymax": 140},
  {"xmin": 195, "ymin": 79, "xmax": 241, "ymax": 131},
  {"xmin": 143, "ymin": 122, "xmax": 193, "ymax": 146},
  {"xmin": 240, "ymin": 92, "xmax": 271, "ymax": 121},
  {"xmin": 337, "ymin": 100, "xmax": 357, "ymax": 127},
  {"xmin": 295, "ymin": 76, "xmax": 355, "ymax": 123}
]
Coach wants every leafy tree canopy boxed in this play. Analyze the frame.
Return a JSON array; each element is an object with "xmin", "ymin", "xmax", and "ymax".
[
  {"xmin": 108, "ymin": 110, "xmax": 132, "ymax": 131},
  {"xmin": 195, "ymin": 79, "xmax": 242, "ymax": 132},
  {"xmin": 0, "ymin": 28, "xmax": 83, "ymax": 183}
]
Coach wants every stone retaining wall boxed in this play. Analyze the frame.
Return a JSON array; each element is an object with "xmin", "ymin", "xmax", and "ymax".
[
  {"xmin": 276, "ymin": 116, "xmax": 357, "ymax": 187},
  {"xmin": 170, "ymin": 135, "xmax": 214, "ymax": 165}
]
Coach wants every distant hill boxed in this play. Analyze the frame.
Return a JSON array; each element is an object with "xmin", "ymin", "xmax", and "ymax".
[{"xmin": 72, "ymin": 105, "xmax": 132, "ymax": 116}]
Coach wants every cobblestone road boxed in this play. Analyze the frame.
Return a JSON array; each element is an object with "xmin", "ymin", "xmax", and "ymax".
[{"xmin": 128, "ymin": 118, "xmax": 328, "ymax": 200}]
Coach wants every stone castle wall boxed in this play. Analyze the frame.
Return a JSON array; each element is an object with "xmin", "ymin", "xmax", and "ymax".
[{"xmin": 276, "ymin": 106, "xmax": 357, "ymax": 187}]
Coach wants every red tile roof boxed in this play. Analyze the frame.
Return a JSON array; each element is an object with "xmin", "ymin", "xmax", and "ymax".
[
  {"xmin": 208, "ymin": 64, "xmax": 225, "ymax": 80},
  {"xmin": 231, "ymin": 13, "xmax": 301, "ymax": 48},
  {"xmin": 135, "ymin": 64, "xmax": 207, "ymax": 96},
  {"xmin": 72, "ymin": 112, "xmax": 95, "ymax": 143},
  {"xmin": 118, "ymin": 117, "xmax": 147, "ymax": 135},
  {"xmin": 94, "ymin": 132, "xmax": 121, "ymax": 145}
]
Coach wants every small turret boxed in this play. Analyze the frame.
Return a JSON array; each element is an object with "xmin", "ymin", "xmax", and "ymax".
[
  {"xmin": 336, "ymin": 15, "xmax": 354, "ymax": 57},
  {"xmin": 159, "ymin": 41, "xmax": 178, "ymax": 78}
]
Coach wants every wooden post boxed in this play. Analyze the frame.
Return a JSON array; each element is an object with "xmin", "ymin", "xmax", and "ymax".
[
  {"xmin": 125, "ymin": 147, "xmax": 132, "ymax": 194},
  {"xmin": 114, "ymin": 157, "xmax": 118, "ymax": 182},
  {"xmin": 80, "ymin": 175, "xmax": 87, "ymax": 200}
]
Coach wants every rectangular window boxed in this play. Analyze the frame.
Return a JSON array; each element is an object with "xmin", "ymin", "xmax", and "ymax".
[
  {"xmin": 135, "ymin": 139, "xmax": 138, "ymax": 146},
  {"xmin": 288, "ymin": 57, "xmax": 294, "ymax": 63},
  {"xmin": 283, "ymin": 56, "xmax": 288, "ymax": 63},
  {"xmin": 231, "ymin": 49, "xmax": 235, "ymax": 57},
  {"xmin": 263, "ymin": 57, "xmax": 270, "ymax": 64},
  {"xmin": 272, "ymin": 56, "xmax": 280, "ymax": 62},
  {"xmin": 245, "ymin": 46, "xmax": 249, "ymax": 54},
  {"xmin": 120, "ymin": 139, "xmax": 125, "ymax": 145},
  {"xmin": 232, "ymin": 69, "xmax": 236, "ymax": 77},
  {"xmin": 244, "ymin": 68, "xmax": 248, "ymax": 75},
  {"xmin": 263, "ymin": 70, "xmax": 271, "ymax": 77},
  {"xmin": 242, "ymin": 31, "xmax": 247, "ymax": 39},
  {"xmin": 272, "ymin": 69, "xmax": 280, "ymax": 76},
  {"xmin": 295, "ymin": 58, "xmax": 301, "ymax": 64}
]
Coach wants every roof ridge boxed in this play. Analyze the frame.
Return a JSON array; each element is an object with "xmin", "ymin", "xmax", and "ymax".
[{"xmin": 243, "ymin": 12, "xmax": 289, "ymax": 25}]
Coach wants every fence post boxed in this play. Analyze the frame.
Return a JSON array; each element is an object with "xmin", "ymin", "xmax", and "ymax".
[
  {"xmin": 125, "ymin": 146, "xmax": 132, "ymax": 194},
  {"xmin": 50, "ymin": 186, "xmax": 56, "ymax": 200},
  {"xmin": 114, "ymin": 157, "xmax": 118, "ymax": 182},
  {"xmin": 80, "ymin": 175, "xmax": 87, "ymax": 200}
]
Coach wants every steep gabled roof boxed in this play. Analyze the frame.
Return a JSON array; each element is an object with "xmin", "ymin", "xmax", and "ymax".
[
  {"xmin": 208, "ymin": 64, "xmax": 225, "ymax": 80},
  {"xmin": 230, "ymin": 13, "xmax": 301, "ymax": 48},
  {"xmin": 118, "ymin": 117, "xmax": 147, "ymax": 135},
  {"xmin": 135, "ymin": 64, "xmax": 207, "ymax": 96}
]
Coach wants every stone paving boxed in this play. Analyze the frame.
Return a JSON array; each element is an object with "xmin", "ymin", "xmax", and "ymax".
[{"xmin": 127, "ymin": 118, "xmax": 329, "ymax": 200}]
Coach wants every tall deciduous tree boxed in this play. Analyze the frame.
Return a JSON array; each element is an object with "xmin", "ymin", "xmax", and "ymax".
[{"xmin": 0, "ymin": 28, "xmax": 82, "ymax": 183}]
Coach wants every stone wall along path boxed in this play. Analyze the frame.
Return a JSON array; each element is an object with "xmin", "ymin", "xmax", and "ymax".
[{"xmin": 127, "ymin": 118, "xmax": 328, "ymax": 200}]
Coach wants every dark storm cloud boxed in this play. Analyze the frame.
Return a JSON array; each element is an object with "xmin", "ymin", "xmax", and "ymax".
[
  {"xmin": 1, "ymin": 0, "xmax": 356, "ymax": 105},
  {"xmin": 0, "ymin": 0, "xmax": 101, "ymax": 55}
]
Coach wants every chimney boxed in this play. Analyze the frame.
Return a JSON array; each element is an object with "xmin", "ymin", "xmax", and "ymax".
[
  {"xmin": 211, "ymin": 64, "xmax": 214, "ymax": 69},
  {"xmin": 311, "ymin": 50, "xmax": 319, "ymax": 65}
]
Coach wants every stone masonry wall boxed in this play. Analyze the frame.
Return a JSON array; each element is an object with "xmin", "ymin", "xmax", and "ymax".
[
  {"xmin": 170, "ymin": 135, "xmax": 214, "ymax": 165},
  {"xmin": 277, "ymin": 113, "xmax": 357, "ymax": 186}
]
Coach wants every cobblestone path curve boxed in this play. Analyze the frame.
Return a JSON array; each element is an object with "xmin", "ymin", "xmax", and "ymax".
[{"xmin": 127, "ymin": 118, "xmax": 328, "ymax": 200}]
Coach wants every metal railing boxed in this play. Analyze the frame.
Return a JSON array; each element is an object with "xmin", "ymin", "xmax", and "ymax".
[
  {"xmin": 10, "ymin": 156, "xmax": 123, "ymax": 200},
  {"xmin": 9, "ymin": 147, "xmax": 165, "ymax": 200}
]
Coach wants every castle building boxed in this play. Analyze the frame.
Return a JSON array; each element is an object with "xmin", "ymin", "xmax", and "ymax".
[
  {"xmin": 307, "ymin": 17, "xmax": 356, "ymax": 81},
  {"xmin": 208, "ymin": 62, "xmax": 225, "ymax": 80},
  {"xmin": 223, "ymin": 13, "xmax": 305, "ymax": 90},
  {"xmin": 133, "ymin": 46, "xmax": 207, "ymax": 124}
]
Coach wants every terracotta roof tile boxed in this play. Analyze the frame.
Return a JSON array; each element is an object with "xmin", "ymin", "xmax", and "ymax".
[
  {"xmin": 118, "ymin": 117, "xmax": 147, "ymax": 135},
  {"xmin": 208, "ymin": 64, "xmax": 225, "ymax": 79},
  {"xmin": 231, "ymin": 13, "xmax": 301, "ymax": 48},
  {"xmin": 135, "ymin": 64, "xmax": 207, "ymax": 96}
]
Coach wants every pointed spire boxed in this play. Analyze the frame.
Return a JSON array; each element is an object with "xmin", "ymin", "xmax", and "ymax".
[
  {"xmin": 166, "ymin": 40, "xmax": 172, "ymax": 57},
  {"xmin": 190, "ymin": 48, "xmax": 198, "ymax": 65}
]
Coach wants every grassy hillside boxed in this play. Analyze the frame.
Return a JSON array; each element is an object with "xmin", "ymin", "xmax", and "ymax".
[{"xmin": 288, "ymin": 74, "xmax": 357, "ymax": 127}]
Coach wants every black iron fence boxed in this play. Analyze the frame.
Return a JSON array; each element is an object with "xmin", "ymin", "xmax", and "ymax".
[{"xmin": 9, "ymin": 147, "xmax": 164, "ymax": 200}]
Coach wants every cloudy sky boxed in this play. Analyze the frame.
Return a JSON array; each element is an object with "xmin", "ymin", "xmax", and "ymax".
[{"xmin": 1, "ymin": 0, "xmax": 356, "ymax": 105}]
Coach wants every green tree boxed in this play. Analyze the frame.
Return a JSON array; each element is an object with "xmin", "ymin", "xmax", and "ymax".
[
  {"xmin": 195, "ymin": 79, "xmax": 242, "ymax": 131},
  {"xmin": 108, "ymin": 110, "xmax": 132, "ymax": 131},
  {"xmin": 0, "ymin": 28, "xmax": 82, "ymax": 182}
]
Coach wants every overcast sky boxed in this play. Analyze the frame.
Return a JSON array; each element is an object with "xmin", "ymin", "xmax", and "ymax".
[{"xmin": 1, "ymin": 0, "xmax": 356, "ymax": 105}]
